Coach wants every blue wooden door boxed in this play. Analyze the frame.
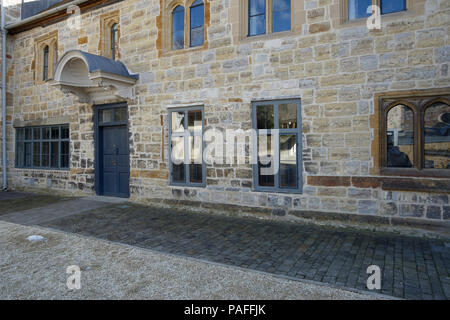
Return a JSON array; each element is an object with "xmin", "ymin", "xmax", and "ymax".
[{"xmin": 100, "ymin": 125, "xmax": 129, "ymax": 197}]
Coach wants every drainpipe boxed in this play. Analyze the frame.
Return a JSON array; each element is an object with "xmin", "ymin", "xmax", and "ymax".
[{"xmin": 1, "ymin": 0, "xmax": 7, "ymax": 190}]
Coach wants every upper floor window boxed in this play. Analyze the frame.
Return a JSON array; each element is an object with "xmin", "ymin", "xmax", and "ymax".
[
  {"xmin": 172, "ymin": 5, "xmax": 185, "ymax": 49},
  {"xmin": 34, "ymin": 31, "xmax": 58, "ymax": 83},
  {"xmin": 111, "ymin": 23, "xmax": 119, "ymax": 60},
  {"xmin": 348, "ymin": 0, "xmax": 406, "ymax": 21},
  {"xmin": 190, "ymin": 0, "xmax": 204, "ymax": 47},
  {"xmin": 248, "ymin": 0, "xmax": 291, "ymax": 37},
  {"xmin": 380, "ymin": 92, "xmax": 450, "ymax": 177},
  {"xmin": 100, "ymin": 10, "xmax": 120, "ymax": 59},
  {"xmin": 43, "ymin": 45, "xmax": 49, "ymax": 81}
]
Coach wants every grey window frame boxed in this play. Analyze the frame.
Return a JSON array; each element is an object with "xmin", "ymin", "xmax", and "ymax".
[
  {"xmin": 15, "ymin": 124, "xmax": 70, "ymax": 170},
  {"xmin": 251, "ymin": 99, "xmax": 302, "ymax": 193},
  {"xmin": 168, "ymin": 106, "xmax": 206, "ymax": 187}
]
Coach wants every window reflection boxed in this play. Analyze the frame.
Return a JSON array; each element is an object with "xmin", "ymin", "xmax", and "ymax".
[
  {"xmin": 258, "ymin": 134, "xmax": 274, "ymax": 187},
  {"xmin": 273, "ymin": 0, "xmax": 291, "ymax": 33},
  {"xmin": 249, "ymin": 0, "xmax": 266, "ymax": 36},
  {"xmin": 348, "ymin": 0, "xmax": 371, "ymax": 20},
  {"xmin": 172, "ymin": 111, "xmax": 185, "ymax": 133},
  {"xmin": 172, "ymin": 6, "xmax": 185, "ymax": 50},
  {"xmin": 280, "ymin": 134, "xmax": 297, "ymax": 188},
  {"xmin": 387, "ymin": 105, "xmax": 414, "ymax": 168},
  {"xmin": 424, "ymin": 102, "xmax": 450, "ymax": 169},
  {"xmin": 279, "ymin": 103, "xmax": 297, "ymax": 128},
  {"xmin": 190, "ymin": 0, "xmax": 204, "ymax": 47},
  {"xmin": 380, "ymin": 0, "xmax": 406, "ymax": 15},
  {"xmin": 256, "ymin": 105, "xmax": 274, "ymax": 129}
]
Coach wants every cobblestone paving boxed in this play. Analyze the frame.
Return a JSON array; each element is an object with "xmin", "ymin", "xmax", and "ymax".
[{"xmin": 37, "ymin": 202, "xmax": 450, "ymax": 300}]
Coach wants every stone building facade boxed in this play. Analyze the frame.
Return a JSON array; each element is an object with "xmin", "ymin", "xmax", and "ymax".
[{"xmin": 0, "ymin": 0, "xmax": 449, "ymax": 229}]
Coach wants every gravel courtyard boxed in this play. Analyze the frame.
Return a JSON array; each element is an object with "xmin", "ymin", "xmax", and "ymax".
[{"xmin": 0, "ymin": 220, "xmax": 381, "ymax": 300}]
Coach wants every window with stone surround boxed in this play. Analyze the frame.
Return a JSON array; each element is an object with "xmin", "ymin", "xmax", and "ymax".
[
  {"xmin": 15, "ymin": 125, "xmax": 70, "ymax": 170},
  {"xmin": 234, "ymin": 0, "xmax": 301, "ymax": 42},
  {"xmin": 341, "ymin": 0, "xmax": 408, "ymax": 23},
  {"xmin": 100, "ymin": 11, "xmax": 120, "ymax": 59},
  {"xmin": 252, "ymin": 99, "xmax": 302, "ymax": 193},
  {"xmin": 34, "ymin": 31, "xmax": 58, "ymax": 83},
  {"xmin": 378, "ymin": 90, "xmax": 450, "ymax": 178},
  {"xmin": 168, "ymin": 106, "xmax": 205, "ymax": 187},
  {"xmin": 161, "ymin": 0, "xmax": 209, "ymax": 54}
]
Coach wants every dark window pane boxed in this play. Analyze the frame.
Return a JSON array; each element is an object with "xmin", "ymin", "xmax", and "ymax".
[
  {"xmin": 172, "ymin": 6, "xmax": 185, "ymax": 49},
  {"xmin": 17, "ymin": 128, "xmax": 24, "ymax": 141},
  {"xmin": 258, "ymin": 134, "xmax": 275, "ymax": 187},
  {"xmin": 348, "ymin": 0, "xmax": 371, "ymax": 20},
  {"xmin": 115, "ymin": 108, "xmax": 127, "ymax": 122},
  {"xmin": 43, "ymin": 45, "xmax": 49, "ymax": 80},
  {"xmin": 51, "ymin": 141, "xmax": 59, "ymax": 167},
  {"xmin": 256, "ymin": 105, "xmax": 274, "ymax": 129},
  {"xmin": 387, "ymin": 105, "xmax": 414, "ymax": 168},
  {"xmin": 33, "ymin": 141, "xmax": 41, "ymax": 167},
  {"xmin": 111, "ymin": 23, "xmax": 119, "ymax": 60},
  {"xmin": 279, "ymin": 103, "xmax": 297, "ymax": 128},
  {"xmin": 172, "ymin": 111, "xmax": 185, "ymax": 133},
  {"xmin": 42, "ymin": 142, "xmax": 50, "ymax": 167},
  {"xmin": 25, "ymin": 128, "xmax": 32, "ymax": 140},
  {"xmin": 42, "ymin": 127, "xmax": 50, "ymax": 139},
  {"xmin": 51, "ymin": 127, "xmax": 59, "ymax": 139},
  {"xmin": 171, "ymin": 136, "xmax": 185, "ymax": 183},
  {"xmin": 249, "ymin": 0, "xmax": 265, "ymax": 15},
  {"xmin": 189, "ymin": 136, "xmax": 202, "ymax": 183},
  {"xmin": 188, "ymin": 110, "xmax": 202, "ymax": 132},
  {"xmin": 190, "ymin": 26, "xmax": 204, "ymax": 47},
  {"xmin": 16, "ymin": 142, "xmax": 24, "ymax": 167},
  {"xmin": 381, "ymin": 0, "xmax": 406, "ymax": 15},
  {"xmin": 100, "ymin": 109, "xmax": 114, "ymax": 123},
  {"xmin": 280, "ymin": 134, "xmax": 297, "ymax": 188},
  {"xmin": 249, "ymin": 15, "xmax": 265, "ymax": 36},
  {"xmin": 33, "ymin": 127, "xmax": 40, "ymax": 140},
  {"xmin": 61, "ymin": 126, "xmax": 69, "ymax": 139},
  {"xmin": 273, "ymin": 0, "xmax": 291, "ymax": 33},
  {"xmin": 60, "ymin": 141, "xmax": 70, "ymax": 168},
  {"xmin": 424, "ymin": 102, "xmax": 450, "ymax": 169},
  {"xmin": 25, "ymin": 142, "xmax": 32, "ymax": 167}
]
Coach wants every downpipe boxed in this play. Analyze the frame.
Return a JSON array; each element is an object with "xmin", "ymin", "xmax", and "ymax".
[{"xmin": 1, "ymin": 0, "xmax": 7, "ymax": 191}]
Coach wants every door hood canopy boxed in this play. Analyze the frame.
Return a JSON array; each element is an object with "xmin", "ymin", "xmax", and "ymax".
[{"xmin": 52, "ymin": 50, "xmax": 138, "ymax": 104}]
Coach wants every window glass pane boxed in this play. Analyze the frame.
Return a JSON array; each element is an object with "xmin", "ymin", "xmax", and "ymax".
[
  {"xmin": 33, "ymin": 127, "xmax": 40, "ymax": 140},
  {"xmin": 17, "ymin": 128, "xmax": 24, "ymax": 141},
  {"xmin": 381, "ymin": 0, "xmax": 406, "ymax": 15},
  {"xmin": 42, "ymin": 127, "xmax": 50, "ymax": 139},
  {"xmin": 190, "ymin": 26, "xmax": 204, "ymax": 47},
  {"xmin": 33, "ymin": 142, "xmax": 41, "ymax": 167},
  {"xmin": 256, "ymin": 105, "xmax": 274, "ymax": 129},
  {"xmin": 249, "ymin": 0, "xmax": 265, "ymax": 15},
  {"xmin": 25, "ymin": 142, "xmax": 32, "ymax": 167},
  {"xmin": 51, "ymin": 141, "xmax": 59, "ymax": 167},
  {"xmin": 43, "ymin": 46, "xmax": 49, "ymax": 80},
  {"xmin": 279, "ymin": 103, "xmax": 297, "ymax": 128},
  {"xmin": 25, "ymin": 128, "xmax": 32, "ymax": 140},
  {"xmin": 172, "ymin": 111, "xmax": 185, "ymax": 133},
  {"xmin": 424, "ymin": 102, "xmax": 450, "ymax": 169},
  {"xmin": 190, "ymin": 2, "xmax": 204, "ymax": 28},
  {"xmin": 249, "ymin": 15, "xmax": 265, "ymax": 36},
  {"xmin": 114, "ymin": 108, "xmax": 127, "ymax": 122},
  {"xmin": 42, "ymin": 142, "xmax": 50, "ymax": 167},
  {"xmin": 387, "ymin": 105, "xmax": 414, "ymax": 168},
  {"xmin": 273, "ymin": 0, "xmax": 291, "ymax": 33},
  {"xmin": 280, "ymin": 134, "xmax": 297, "ymax": 188},
  {"xmin": 258, "ymin": 134, "xmax": 275, "ymax": 187},
  {"xmin": 101, "ymin": 109, "xmax": 114, "ymax": 123},
  {"xmin": 188, "ymin": 110, "xmax": 202, "ymax": 132},
  {"xmin": 61, "ymin": 141, "xmax": 70, "ymax": 168},
  {"xmin": 171, "ymin": 136, "xmax": 185, "ymax": 183},
  {"xmin": 51, "ymin": 127, "xmax": 59, "ymax": 139},
  {"xmin": 16, "ymin": 142, "xmax": 24, "ymax": 167},
  {"xmin": 189, "ymin": 136, "xmax": 203, "ymax": 183},
  {"xmin": 348, "ymin": 0, "xmax": 371, "ymax": 20},
  {"xmin": 172, "ymin": 6, "xmax": 185, "ymax": 50},
  {"xmin": 61, "ymin": 126, "xmax": 69, "ymax": 139}
]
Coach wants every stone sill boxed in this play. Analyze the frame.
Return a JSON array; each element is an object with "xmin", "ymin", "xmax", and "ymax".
[
  {"xmin": 238, "ymin": 30, "xmax": 297, "ymax": 44},
  {"xmin": 337, "ymin": 9, "xmax": 416, "ymax": 30}
]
